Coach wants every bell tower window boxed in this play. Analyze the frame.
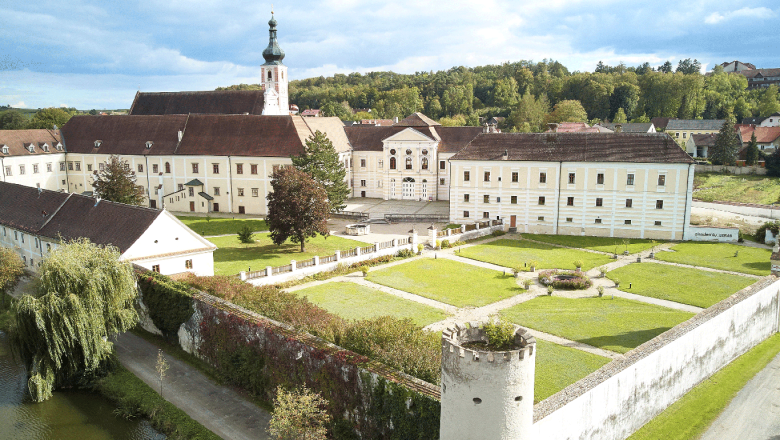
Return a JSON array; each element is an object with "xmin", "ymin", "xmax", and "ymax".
[{"xmin": 268, "ymin": 71, "xmax": 272, "ymax": 80}]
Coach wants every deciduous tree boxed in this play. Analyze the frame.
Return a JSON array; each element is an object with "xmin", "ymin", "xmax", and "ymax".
[
  {"xmin": 0, "ymin": 247, "xmax": 24, "ymax": 308},
  {"xmin": 91, "ymin": 155, "xmax": 146, "ymax": 206},
  {"xmin": 291, "ymin": 131, "xmax": 350, "ymax": 212},
  {"xmin": 26, "ymin": 107, "xmax": 73, "ymax": 129},
  {"xmin": 266, "ymin": 167, "xmax": 330, "ymax": 252},
  {"xmin": 545, "ymin": 99, "xmax": 588, "ymax": 124},
  {"xmin": 710, "ymin": 120, "xmax": 741, "ymax": 166},
  {"xmin": 10, "ymin": 239, "xmax": 138, "ymax": 402},
  {"xmin": 268, "ymin": 386, "xmax": 331, "ymax": 440},
  {"xmin": 0, "ymin": 110, "xmax": 26, "ymax": 130}
]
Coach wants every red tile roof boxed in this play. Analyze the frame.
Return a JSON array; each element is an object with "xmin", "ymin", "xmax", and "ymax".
[
  {"xmin": 175, "ymin": 115, "xmax": 305, "ymax": 157},
  {"xmin": 0, "ymin": 129, "xmax": 62, "ymax": 157},
  {"xmin": 344, "ymin": 125, "xmax": 482, "ymax": 153},
  {"xmin": 129, "ymin": 90, "xmax": 265, "ymax": 115},
  {"xmin": 451, "ymin": 133, "xmax": 694, "ymax": 164},
  {"xmin": 61, "ymin": 115, "xmax": 187, "ymax": 155},
  {"xmin": 736, "ymin": 125, "xmax": 780, "ymax": 144},
  {"xmin": 394, "ymin": 112, "xmax": 441, "ymax": 127}
]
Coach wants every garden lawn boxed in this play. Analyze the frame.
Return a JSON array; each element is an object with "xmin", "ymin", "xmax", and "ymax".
[
  {"xmin": 501, "ymin": 296, "xmax": 694, "ymax": 354},
  {"xmin": 693, "ymin": 172, "xmax": 780, "ymax": 205},
  {"xmin": 534, "ymin": 340, "xmax": 610, "ymax": 403},
  {"xmin": 523, "ymin": 234, "xmax": 659, "ymax": 255},
  {"xmin": 293, "ymin": 282, "xmax": 447, "ymax": 326},
  {"xmin": 459, "ymin": 239, "xmax": 612, "ymax": 272},
  {"xmin": 366, "ymin": 258, "xmax": 523, "ymax": 307},
  {"xmin": 176, "ymin": 215, "xmax": 268, "ymax": 236},
  {"xmin": 208, "ymin": 233, "xmax": 366, "ymax": 276},
  {"xmin": 628, "ymin": 333, "xmax": 780, "ymax": 440},
  {"xmin": 607, "ymin": 263, "xmax": 755, "ymax": 308},
  {"xmin": 655, "ymin": 242, "xmax": 770, "ymax": 276}
]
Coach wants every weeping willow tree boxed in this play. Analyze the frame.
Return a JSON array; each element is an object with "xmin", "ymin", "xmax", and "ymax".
[{"xmin": 10, "ymin": 238, "xmax": 138, "ymax": 402}]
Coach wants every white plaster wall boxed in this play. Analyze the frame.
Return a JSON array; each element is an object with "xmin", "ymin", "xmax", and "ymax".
[
  {"xmin": 122, "ymin": 211, "xmax": 214, "ymax": 260},
  {"xmin": 133, "ymin": 251, "xmax": 214, "ymax": 277},
  {"xmin": 532, "ymin": 279, "xmax": 780, "ymax": 440}
]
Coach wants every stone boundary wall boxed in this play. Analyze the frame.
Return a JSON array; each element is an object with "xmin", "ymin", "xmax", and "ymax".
[
  {"xmin": 695, "ymin": 164, "xmax": 767, "ymax": 175},
  {"xmin": 138, "ymin": 288, "xmax": 442, "ymax": 438},
  {"xmin": 531, "ymin": 276, "xmax": 780, "ymax": 440}
]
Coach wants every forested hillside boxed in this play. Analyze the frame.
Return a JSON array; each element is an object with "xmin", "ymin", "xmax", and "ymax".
[{"xmin": 225, "ymin": 59, "xmax": 780, "ymax": 132}]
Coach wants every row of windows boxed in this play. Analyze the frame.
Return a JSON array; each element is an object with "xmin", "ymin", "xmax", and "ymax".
[
  {"xmin": 2, "ymin": 228, "xmax": 53, "ymax": 251},
  {"xmin": 359, "ymin": 158, "xmax": 447, "ymax": 171},
  {"xmin": 462, "ymin": 171, "xmax": 660, "ymax": 186},
  {"xmin": 466, "ymin": 194, "xmax": 664, "ymax": 209},
  {"xmin": 3, "ymin": 163, "xmax": 57, "ymax": 176},
  {"xmin": 460, "ymin": 212, "xmax": 664, "ymax": 227}
]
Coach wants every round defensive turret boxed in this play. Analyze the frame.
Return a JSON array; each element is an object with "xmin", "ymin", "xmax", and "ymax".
[{"xmin": 440, "ymin": 322, "xmax": 536, "ymax": 440}]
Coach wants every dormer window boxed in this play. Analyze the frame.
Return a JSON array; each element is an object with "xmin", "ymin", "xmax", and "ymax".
[
  {"xmin": 55, "ymin": 143, "xmax": 63, "ymax": 151},
  {"xmin": 94, "ymin": 140, "xmax": 102, "ymax": 148},
  {"xmin": 42, "ymin": 144, "xmax": 49, "ymax": 152},
  {"xmin": 146, "ymin": 141, "xmax": 154, "ymax": 149},
  {"xmin": 27, "ymin": 145, "xmax": 35, "ymax": 153},
  {"xmin": 1, "ymin": 146, "xmax": 8, "ymax": 155}
]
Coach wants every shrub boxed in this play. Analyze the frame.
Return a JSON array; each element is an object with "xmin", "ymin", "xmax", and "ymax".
[
  {"xmin": 237, "ymin": 225, "xmax": 255, "ymax": 244},
  {"xmin": 613, "ymin": 278, "xmax": 621, "ymax": 287},
  {"xmin": 598, "ymin": 266, "xmax": 608, "ymax": 277},
  {"xmin": 528, "ymin": 260, "xmax": 539, "ymax": 269},
  {"xmin": 482, "ymin": 318, "xmax": 516, "ymax": 350},
  {"xmin": 755, "ymin": 221, "xmax": 780, "ymax": 243},
  {"xmin": 360, "ymin": 266, "xmax": 369, "ymax": 276},
  {"xmin": 268, "ymin": 386, "xmax": 331, "ymax": 440},
  {"xmin": 522, "ymin": 279, "xmax": 533, "ymax": 290},
  {"xmin": 512, "ymin": 266, "xmax": 523, "ymax": 275},
  {"xmin": 417, "ymin": 244, "xmax": 424, "ymax": 253},
  {"xmin": 537, "ymin": 270, "xmax": 592, "ymax": 290},
  {"xmin": 597, "ymin": 286, "xmax": 604, "ymax": 297},
  {"xmin": 453, "ymin": 240, "xmax": 466, "ymax": 247},
  {"xmin": 491, "ymin": 230, "xmax": 506, "ymax": 237},
  {"xmin": 441, "ymin": 239, "xmax": 450, "ymax": 249},
  {"xmin": 547, "ymin": 285, "xmax": 554, "ymax": 295},
  {"xmin": 573, "ymin": 260, "xmax": 584, "ymax": 269},
  {"xmin": 435, "ymin": 240, "xmax": 442, "ymax": 249},
  {"xmin": 396, "ymin": 248, "xmax": 416, "ymax": 258}
]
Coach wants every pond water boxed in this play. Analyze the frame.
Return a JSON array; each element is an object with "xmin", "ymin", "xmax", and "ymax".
[{"xmin": 0, "ymin": 331, "xmax": 165, "ymax": 440}]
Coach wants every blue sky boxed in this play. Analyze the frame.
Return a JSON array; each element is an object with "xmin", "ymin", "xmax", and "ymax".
[{"xmin": 1, "ymin": 0, "xmax": 777, "ymax": 110}]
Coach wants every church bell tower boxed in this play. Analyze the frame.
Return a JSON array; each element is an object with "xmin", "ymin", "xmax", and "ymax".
[{"xmin": 261, "ymin": 12, "xmax": 289, "ymax": 115}]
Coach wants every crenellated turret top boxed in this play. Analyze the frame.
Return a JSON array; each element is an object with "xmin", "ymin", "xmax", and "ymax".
[{"xmin": 262, "ymin": 13, "xmax": 285, "ymax": 66}]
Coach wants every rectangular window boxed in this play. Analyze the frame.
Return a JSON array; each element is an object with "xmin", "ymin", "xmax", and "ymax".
[
  {"xmin": 567, "ymin": 197, "xmax": 574, "ymax": 206},
  {"xmin": 496, "ymin": 197, "xmax": 501, "ymax": 203},
  {"xmin": 464, "ymin": 171, "xmax": 470, "ymax": 181},
  {"xmin": 440, "ymin": 160, "xmax": 446, "ymax": 170},
  {"xmin": 440, "ymin": 178, "xmax": 445, "ymax": 185},
  {"xmin": 178, "ymin": 184, "xmax": 184, "ymax": 191},
  {"xmin": 539, "ymin": 172, "xmax": 547, "ymax": 183},
  {"xmin": 483, "ymin": 212, "xmax": 490, "ymax": 219},
  {"xmin": 566, "ymin": 217, "xmax": 573, "ymax": 222},
  {"xmin": 4, "ymin": 166, "xmax": 10, "ymax": 176},
  {"xmin": 213, "ymin": 164, "xmax": 220, "ymax": 174},
  {"xmin": 511, "ymin": 172, "xmax": 519, "ymax": 182},
  {"xmin": 60, "ymin": 162, "xmax": 66, "ymax": 171},
  {"xmin": 595, "ymin": 218, "xmax": 602, "ymax": 224},
  {"xmin": 99, "ymin": 163, "xmax": 105, "ymax": 171},
  {"xmin": 189, "ymin": 187, "xmax": 194, "ymax": 197},
  {"xmin": 596, "ymin": 198, "xmax": 603, "ymax": 207},
  {"xmin": 511, "ymin": 196, "xmax": 517, "ymax": 204},
  {"xmin": 86, "ymin": 164, "xmax": 92, "ymax": 172},
  {"xmin": 360, "ymin": 159, "xmax": 366, "ymax": 168},
  {"xmin": 538, "ymin": 196, "xmax": 545, "ymax": 205},
  {"xmin": 464, "ymin": 194, "xmax": 470, "ymax": 202},
  {"xmin": 251, "ymin": 164, "xmax": 258, "ymax": 174},
  {"xmin": 597, "ymin": 173, "xmax": 604, "ymax": 185},
  {"xmin": 627, "ymin": 174, "xmax": 635, "ymax": 186},
  {"xmin": 185, "ymin": 259, "xmax": 193, "ymax": 269},
  {"xmin": 464, "ymin": 211, "xmax": 470, "ymax": 218},
  {"xmin": 656, "ymin": 200, "xmax": 664, "ymax": 209},
  {"xmin": 152, "ymin": 265, "xmax": 160, "ymax": 273},
  {"xmin": 214, "ymin": 187, "xmax": 220, "ymax": 195},
  {"xmin": 19, "ymin": 165, "xmax": 25, "ymax": 175},
  {"xmin": 655, "ymin": 221, "xmax": 662, "ymax": 226},
  {"xmin": 378, "ymin": 160, "xmax": 383, "ymax": 169},
  {"xmin": 138, "ymin": 164, "xmax": 143, "ymax": 172},
  {"xmin": 236, "ymin": 163, "xmax": 243, "ymax": 174},
  {"xmin": 238, "ymin": 188, "xmax": 244, "ymax": 196},
  {"xmin": 626, "ymin": 199, "xmax": 633, "ymax": 208},
  {"xmin": 47, "ymin": 163, "xmax": 52, "ymax": 172},
  {"xmin": 658, "ymin": 175, "xmax": 666, "ymax": 186},
  {"xmin": 568, "ymin": 173, "xmax": 575, "ymax": 184},
  {"xmin": 152, "ymin": 164, "xmax": 159, "ymax": 174},
  {"xmin": 537, "ymin": 216, "xmax": 545, "ymax": 221},
  {"xmin": 483, "ymin": 195, "xmax": 490, "ymax": 203},
  {"xmin": 625, "ymin": 219, "xmax": 632, "ymax": 225},
  {"xmin": 252, "ymin": 188, "xmax": 259, "ymax": 197},
  {"xmin": 360, "ymin": 180, "xmax": 366, "ymax": 187},
  {"xmin": 484, "ymin": 171, "xmax": 491, "ymax": 182},
  {"xmin": 75, "ymin": 162, "xmax": 81, "ymax": 171},
  {"xmin": 192, "ymin": 163, "xmax": 199, "ymax": 173}
]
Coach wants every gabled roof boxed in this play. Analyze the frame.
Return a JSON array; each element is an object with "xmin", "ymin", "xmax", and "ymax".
[
  {"xmin": 451, "ymin": 133, "xmax": 694, "ymax": 164},
  {"xmin": 742, "ymin": 117, "xmax": 766, "ymax": 125},
  {"xmin": 0, "ymin": 181, "xmax": 162, "ymax": 253},
  {"xmin": 600, "ymin": 123, "xmax": 654, "ymax": 133},
  {"xmin": 651, "ymin": 117, "xmax": 674, "ymax": 130},
  {"xmin": 185, "ymin": 179, "xmax": 204, "ymax": 186},
  {"xmin": 175, "ymin": 115, "xmax": 305, "ymax": 157},
  {"xmin": 129, "ymin": 90, "xmax": 265, "ymax": 115},
  {"xmin": 737, "ymin": 68, "xmax": 780, "ymax": 79},
  {"xmin": 394, "ymin": 112, "xmax": 441, "ymax": 127},
  {"xmin": 666, "ymin": 119, "xmax": 726, "ymax": 131},
  {"xmin": 344, "ymin": 125, "xmax": 482, "ymax": 153},
  {"xmin": 691, "ymin": 133, "xmax": 718, "ymax": 146},
  {"xmin": 300, "ymin": 117, "xmax": 352, "ymax": 153},
  {"xmin": 0, "ymin": 129, "xmax": 62, "ymax": 157},
  {"xmin": 61, "ymin": 115, "xmax": 187, "ymax": 155}
]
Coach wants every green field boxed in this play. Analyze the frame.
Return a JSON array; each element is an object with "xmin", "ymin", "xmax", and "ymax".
[
  {"xmin": 459, "ymin": 239, "xmax": 612, "ymax": 271},
  {"xmin": 208, "ymin": 233, "xmax": 366, "ymax": 276},
  {"xmin": 501, "ymin": 296, "xmax": 694, "ymax": 354},
  {"xmin": 522, "ymin": 234, "xmax": 659, "ymax": 255},
  {"xmin": 367, "ymin": 258, "xmax": 523, "ymax": 307},
  {"xmin": 629, "ymin": 333, "xmax": 780, "ymax": 440},
  {"xmin": 607, "ymin": 263, "xmax": 755, "ymax": 308},
  {"xmin": 694, "ymin": 172, "xmax": 780, "ymax": 205},
  {"xmin": 655, "ymin": 242, "xmax": 771, "ymax": 276},
  {"xmin": 293, "ymin": 282, "xmax": 447, "ymax": 326},
  {"xmin": 534, "ymin": 340, "xmax": 610, "ymax": 403},
  {"xmin": 176, "ymin": 215, "xmax": 269, "ymax": 236}
]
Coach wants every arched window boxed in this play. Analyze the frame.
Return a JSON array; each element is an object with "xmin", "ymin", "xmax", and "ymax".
[
  {"xmin": 406, "ymin": 157, "xmax": 413, "ymax": 170},
  {"xmin": 421, "ymin": 157, "xmax": 428, "ymax": 170},
  {"xmin": 268, "ymin": 71, "xmax": 272, "ymax": 80},
  {"xmin": 165, "ymin": 162, "xmax": 171, "ymax": 173},
  {"xmin": 390, "ymin": 157, "xmax": 396, "ymax": 169}
]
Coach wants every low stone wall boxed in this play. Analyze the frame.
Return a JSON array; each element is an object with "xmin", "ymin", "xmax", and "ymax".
[
  {"xmin": 138, "ymin": 289, "xmax": 442, "ymax": 439},
  {"xmin": 531, "ymin": 277, "xmax": 780, "ymax": 440},
  {"xmin": 696, "ymin": 164, "xmax": 767, "ymax": 175}
]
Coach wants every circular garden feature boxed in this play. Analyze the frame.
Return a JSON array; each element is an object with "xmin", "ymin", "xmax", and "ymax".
[{"xmin": 538, "ymin": 270, "xmax": 592, "ymax": 290}]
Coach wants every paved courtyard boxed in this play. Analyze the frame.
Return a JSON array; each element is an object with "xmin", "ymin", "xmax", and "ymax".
[{"xmin": 342, "ymin": 197, "xmax": 449, "ymax": 218}]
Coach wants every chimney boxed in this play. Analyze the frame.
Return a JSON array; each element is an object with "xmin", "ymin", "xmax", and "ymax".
[
  {"xmin": 547, "ymin": 123, "xmax": 559, "ymax": 132},
  {"xmin": 502, "ymin": 149, "xmax": 509, "ymax": 160},
  {"xmin": 394, "ymin": 117, "xmax": 399, "ymax": 123},
  {"xmin": 178, "ymin": 130, "xmax": 183, "ymax": 142},
  {"xmin": 615, "ymin": 124, "xmax": 623, "ymax": 133}
]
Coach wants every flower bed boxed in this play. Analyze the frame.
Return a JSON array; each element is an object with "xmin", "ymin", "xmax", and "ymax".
[{"xmin": 538, "ymin": 270, "xmax": 592, "ymax": 290}]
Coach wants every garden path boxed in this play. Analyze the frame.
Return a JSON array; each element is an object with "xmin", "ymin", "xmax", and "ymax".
[{"xmin": 644, "ymin": 258, "xmax": 762, "ymax": 279}]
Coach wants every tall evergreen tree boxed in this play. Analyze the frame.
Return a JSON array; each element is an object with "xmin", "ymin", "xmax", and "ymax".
[
  {"xmin": 291, "ymin": 131, "xmax": 350, "ymax": 212},
  {"xmin": 91, "ymin": 155, "xmax": 146, "ymax": 206},
  {"xmin": 709, "ymin": 120, "xmax": 740, "ymax": 166},
  {"xmin": 266, "ymin": 167, "xmax": 330, "ymax": 253},
  {"xmin": 745, "ymin": 132, "xmax": 759, "ymax": 166}
]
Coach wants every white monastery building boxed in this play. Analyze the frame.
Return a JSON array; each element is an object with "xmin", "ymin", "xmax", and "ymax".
[{"xmin": 0, "ymin": 181, "xmax": 216, "ymax": 276}]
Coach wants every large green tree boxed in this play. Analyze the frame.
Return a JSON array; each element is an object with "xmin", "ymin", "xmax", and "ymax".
[
  {"xmin": 10, "ymin": 239, "xmax": 138, "ymax": 402},
  {"xmin": 0, "ymin": 110, "xmax": 27, "ymax": 130},
  {"xmin": 505, "ymin": 93, "xmax": 549, "ymax": 132},
  {"xmin": 26, "ymin": 107, "xmax": 73, "ymax": 129},
  {"xmin": 709, "ymin": 120, "xmax": 741, "ymax": 166},
  {"xmin": 266, "ymin": 167, "xmax": 330, "ymax": 252},
  {"xmin": 291, "ymin": 131, "xmax": 350, "ymax": 212},
  {"xmin": 91, "ymin": 155, "xmax": 146, "ymax": 205},
  {"xmin": 546, "ymin": 99, "xmax": 588, "ymax": 124},
  {"xmin": 0, "ymin": 247, "xmax": 24, "ymax": 308}
]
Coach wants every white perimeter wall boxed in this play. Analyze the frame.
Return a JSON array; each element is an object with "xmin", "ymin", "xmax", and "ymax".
[{"xmin": 531, "ymin": 278, "xmax": 780, "ymax": 440}]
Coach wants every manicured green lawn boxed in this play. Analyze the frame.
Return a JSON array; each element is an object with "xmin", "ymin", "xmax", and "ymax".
[
  {"xmin": 367, "ymin": 258, "xmax": 523, "ymax": 307},
  {"xmin": 208, "ymin": 233, "xmax": 367, "ymax": 276},
  {"xmin": 176, "ymin": 215, "xmax": 268, "ymax": 236},
  {"xmin": 628, "ymin": 333, "xmax": 780, "ymax": 440},
  {"xmin": 655, "ymin": 242, "xmax": 771, "ymax": 276},
  {"xmin": 459, "ymin": 239, "xmax": 612, "ymax": 271},
  {"xmin": 607, "ymin": 263, "xmax": 755, "ymax": 308},
  {"xmin": 694, "ymin": 172, "xmax": 780, "ymax": 205},
  {"xmin": 293, "ymin": 282, "xmax": 448, "ymax": 326},
  {"xmin": 523, "ymin": 234, "xmax": 659, "ymax": 255},
  {"xmin": 501, "ymin": 296, "xmax": 694, "ymax": 354},
  {"xmin": 534, "ymin": 340, "xmax": 610, "ymax": 403}
]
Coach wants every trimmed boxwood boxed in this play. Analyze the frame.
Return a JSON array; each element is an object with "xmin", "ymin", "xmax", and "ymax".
[{"xmin": 538, "ymin": 270, "xmax": 592, "ymax": 290}]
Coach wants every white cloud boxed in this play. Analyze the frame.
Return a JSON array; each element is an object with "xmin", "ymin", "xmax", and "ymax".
[
  {"xmin": 11, "ymin": 101, "xmax": 25, "ymax": 108},
  {"xmin": 705, "ymin": 7, "xmax": 775, "ymax": 24}
]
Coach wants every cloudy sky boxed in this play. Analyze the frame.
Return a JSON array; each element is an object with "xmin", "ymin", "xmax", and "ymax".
[{"xmin": 1, "ymin": 0, "xmax": 777, "ymax": 110}]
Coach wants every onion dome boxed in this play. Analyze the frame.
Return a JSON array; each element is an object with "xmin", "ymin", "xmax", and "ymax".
[{"xmin": 262, "ymin": 13, "xmax": 285, "ymax": 66}]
